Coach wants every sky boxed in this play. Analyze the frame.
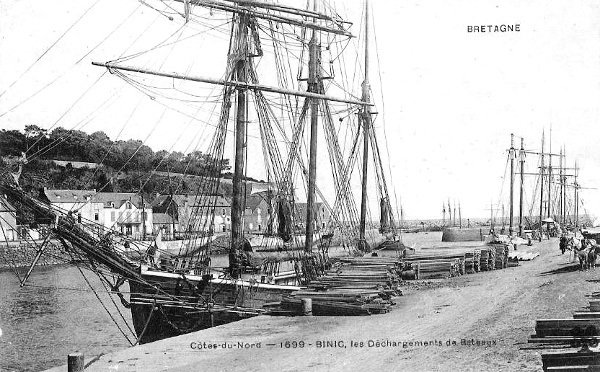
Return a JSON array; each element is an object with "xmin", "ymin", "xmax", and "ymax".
[{"xmin": 1, "ymin": 0, "xmax": 600, "ymax": 222}]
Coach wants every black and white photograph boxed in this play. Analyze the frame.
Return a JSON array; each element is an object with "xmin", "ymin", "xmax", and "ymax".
[{"xmin": 1, "ymin": 0, "xmax": 600, "ymax": 371}]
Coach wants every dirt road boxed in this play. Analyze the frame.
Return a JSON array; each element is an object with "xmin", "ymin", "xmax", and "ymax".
[{"xmin": 46, "ymin": 238, "xmax": 595, "ymax": 372}]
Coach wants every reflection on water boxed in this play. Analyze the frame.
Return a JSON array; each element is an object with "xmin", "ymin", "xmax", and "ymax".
[{"xmin": 0, "ymin": 265, "xmax": 132, "ymax": 372}]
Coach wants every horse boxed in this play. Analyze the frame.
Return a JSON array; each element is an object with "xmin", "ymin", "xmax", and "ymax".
[
  {"xmin": 570, "ymin": 237, "xmax": 590, "ymax": 270},
  {"xmin": 586, "ymin": 239, "xmax": 600, "ymax": 269}
]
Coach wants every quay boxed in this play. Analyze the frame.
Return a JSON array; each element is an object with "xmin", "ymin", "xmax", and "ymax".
[{"xmin": 42, "ymin": 238, "xmax": 597, "ymax": 372}]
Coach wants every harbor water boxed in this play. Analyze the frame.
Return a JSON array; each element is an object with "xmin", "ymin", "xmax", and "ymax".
[
  {"xmin": 0, "ymin": 231, "xmax": 456, "ymax": 372},
  {"xmin": 0, "ymin": 265, "xmax": 132, "ymax": 372}
]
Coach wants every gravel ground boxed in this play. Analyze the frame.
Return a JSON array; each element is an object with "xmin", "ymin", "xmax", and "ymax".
[{"xmin": 44, "ymin": 237, "xmax": 594, "ymax": 372}]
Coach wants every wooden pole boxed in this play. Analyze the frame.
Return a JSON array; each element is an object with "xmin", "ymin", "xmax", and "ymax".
[
  {"xmin": 548, "ymin": 128, "xmax": 552, "ymax": 218},
  {"xmin": 453, "ymin": 200, "xmax": 456, "ymax": 228},
  {"xmin": 305, "ymin": 0, "xmax": 320, "ymax": 252},
  {"xmin": 230, "ymin": 12, "xmax": 250, "ymax": 275},
  {"xmin": 518, "ymin": 138, "xmax": 525, "ymax": 237},
  {"xmin": 91, "ymin": 62, "xmax": 370, "ymax": 107},
  {"xmin": 442, "ymin": 202, "xmax": 446, "ymax": 227},
  {"xmin": 575, "ymin": 161, "xmax": 579, "ymax": 228},
  {"xmin": 539, "ymin": 131, "xmax": 545, "ymax": 241},
  {"xmin": 358, "ymin": 0, "xmax": 371, "ymax": 252},
  {"xmin": 67, "ymin": 353, "xmax": 84, "ymax": 372},
  {"xmin": 563, "ymin": 147, "xmax": 567, "ymax": 225},
  {"xmin": 509, "ymin": 133, "xmax": 515, "ymax": 236},
  {"xmin": 490, "ymin": 201, "xmax": 494, "ymax": 233},
  {"xmin": 141, "ymin": 187, "xmax": 146, "ymax": 240},
  {"xmin": 301, "ymin": 298, "xmax": 313, "ymax": 316},
  {"xmin": 559, "ymin": 148, "xmax": 563, "ymax": 227}
]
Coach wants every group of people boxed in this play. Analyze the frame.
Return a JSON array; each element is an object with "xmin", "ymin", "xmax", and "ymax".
[{"xmin": 559, "ymin": 233, "xmax": 600, "ymax": 270}]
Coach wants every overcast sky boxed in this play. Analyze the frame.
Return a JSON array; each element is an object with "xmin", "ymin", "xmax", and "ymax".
[{"xmin": 1, "ymin": 0, "xmax": 600, "ymax": 222}]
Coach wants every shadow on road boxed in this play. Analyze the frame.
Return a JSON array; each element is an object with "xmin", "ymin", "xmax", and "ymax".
[{"xmin": 539, "ymin": 263, "xmax": 582, "ymax": 276}]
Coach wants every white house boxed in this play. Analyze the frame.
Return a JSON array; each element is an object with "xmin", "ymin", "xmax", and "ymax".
[
  {"xmin": 0, "ymin": 195, "xmax": 17, "ymax": 241},
  {"xmin": 95, "ymin": 193, "xmax": 153, "ymax": 238},
  {"xmin": 43, "ymin": 189, "xmax": 152, "ymax": 239},
  {"xmin": 43, "ymin": 188, "xmax": 102, "ymax": 225}
]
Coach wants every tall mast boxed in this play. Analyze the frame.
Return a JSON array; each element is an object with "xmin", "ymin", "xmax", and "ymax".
[
  {"xmin": 548, "ymin": 128, "xmax": 552, "ymax": 218},
  {"xmin": 267, "ymin": 173, "xmax": 273, "ymax": 235},
  {"xmin": 518, "ymin": 138, "xmax": 525, "ymax": 237},
  {"xmin": 442, "ymin": 202, "xmax": 446, "ymax": 227},
  {"xmin": 453, "ymin": 200, "xmax": 456, "ymax": 227},
  {"xmin": 230, "ymin": 12, "xmax": 251, "ymax": 275},
  {"xmin": 458, "ymin": 202, "xmax": 462, "ymax": 228},
  {"xmin": 559, "ymin": 147, "xmax": 563, "ymax": 226},
  {"xmin": 509, "ymin": 133, "xmax": 515, "ymax": 236},
  {"xmin": 539, "ymin": 131, "xmax": 545, "ymax": 241},
  {"xmin": 490, "ymin": 201, "xmax": 494, "ymax": 232},
  {"xmin": 563, "ymin": 147, "xmax": 567, "ymax": 225},
  {"xmin": 358, "ymin": 0, "xmax": 372, "ymax": 251},
  {"xmin": 501, "ymin": 204, "xmax": 505, "ymax": 232},
  {"xmin": 575, "ymin": 161, "xmax": 579, "ymax": 228},
  {"xmin": 305, "ymin": 0, "xmax": 321, "ymax": 252}
]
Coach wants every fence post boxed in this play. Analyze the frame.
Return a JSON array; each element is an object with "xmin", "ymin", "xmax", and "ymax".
[{"xmin": 67, "ymin": 353, "xmax": 84, "ymax": 372}]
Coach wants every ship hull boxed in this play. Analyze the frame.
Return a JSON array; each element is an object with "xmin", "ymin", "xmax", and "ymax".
[{"xmin": 129, "ymin": 269, "xmax": 300, "ymax": 344}]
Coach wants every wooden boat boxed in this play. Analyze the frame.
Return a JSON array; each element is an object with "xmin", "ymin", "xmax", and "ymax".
[{"xmin": 0, "ymin": 0, "xmax": 400, "ymax": 344}]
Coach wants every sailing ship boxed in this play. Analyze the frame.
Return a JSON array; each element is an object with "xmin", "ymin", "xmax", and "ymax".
[
  {"xmin": 488, "ymin": 132, "xmax": 591, "ymax": 242},
  {"xmin": 0, "ymin": 0, "xmax": 399, "ymax": 344}
]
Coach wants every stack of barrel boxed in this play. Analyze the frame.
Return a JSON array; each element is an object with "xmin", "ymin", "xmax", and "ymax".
[
  {"xmin": 278, "ymin": 257, "xmax": 402, "ymax": 316},
  {"xmin": 529, "ymin": 293, "xmax": 600, "ymax": 370}
]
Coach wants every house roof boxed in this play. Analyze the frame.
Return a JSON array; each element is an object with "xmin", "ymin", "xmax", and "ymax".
[
  {"xmin": 95, "ymin": 192, "xmax": 143, "ymax": 208},
  {"xmin": 52, "ymin": 160, "xmax": 101, "ymax": 169},
  {"xmin": 245, "ymin": 192, "xmax": 268, "ymax": 211},
  {"xmin": 44, "ymin": 189, "xmax": 97, "ymax": 203},
  {"xmin": 43, "ymin": 189, "xmax": 149, "ymax": 209},
  {"xmin": 159, "ymin": 194, "xmax": 230, "ymax": 208}
]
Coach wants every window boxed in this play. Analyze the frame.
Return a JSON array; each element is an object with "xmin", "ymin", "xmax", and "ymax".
[
  {"xmin": 110, "ymin": 211, "xmax": 115, "ymax": 222},
  {"xmin": 126, "ymin": 202, "xmax": 132, "ymax": 209},
  {"xmin": 94, "ymin": 213, "xmax": 99, "ymax": 221}
]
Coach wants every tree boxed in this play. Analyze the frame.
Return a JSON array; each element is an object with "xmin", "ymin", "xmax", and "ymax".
[{"xmin": 0, "ymin": 130, "xmax": 26, "ymax": 156}]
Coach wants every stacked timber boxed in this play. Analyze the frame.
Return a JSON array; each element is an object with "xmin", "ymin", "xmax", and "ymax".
[
  {"xmin": 541, "ymin": 351, "xmax": 600, "ymax": 371},
  {"xmin": 415, "ymin": 259, "xmax": 462, "ymax": 279},
  {"xmin": 402, "ymin": 252, "xmax": 466, "ymax": 279},
  {"xmin": 479, "ymin": 249, "xmax": 491, "ymax": 271},
  {"xmin": 488, "ymin": 248, "xmax": 496, "ymax": 270},
  {"xmin": 573, "ymin": 297, "xmax": 600, "ymax": 319},
  {"xmin": 529, "ymin": 294, "xmax": 600, "ymax": 371},
  {"xmin": 534, "ymin": 319, "xmax": 600, "ymax": 337},
  {"xmin": 278, "ymin": 257, "xmax": 401, "ymax": 316},
  {"xmin": 464, "ymin": 251, "xmax": 480, "ymax": 273},
  {"xmin": 491, "ymin": 244, "xmax": 509, "ymax": 269},
  {"xmin": 400, "ymin": 244, "xmax": 517, "ymax": 278},
  {"xmin": 590, "ymin": 300, "xmax": 600, "ymax": 313}
]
